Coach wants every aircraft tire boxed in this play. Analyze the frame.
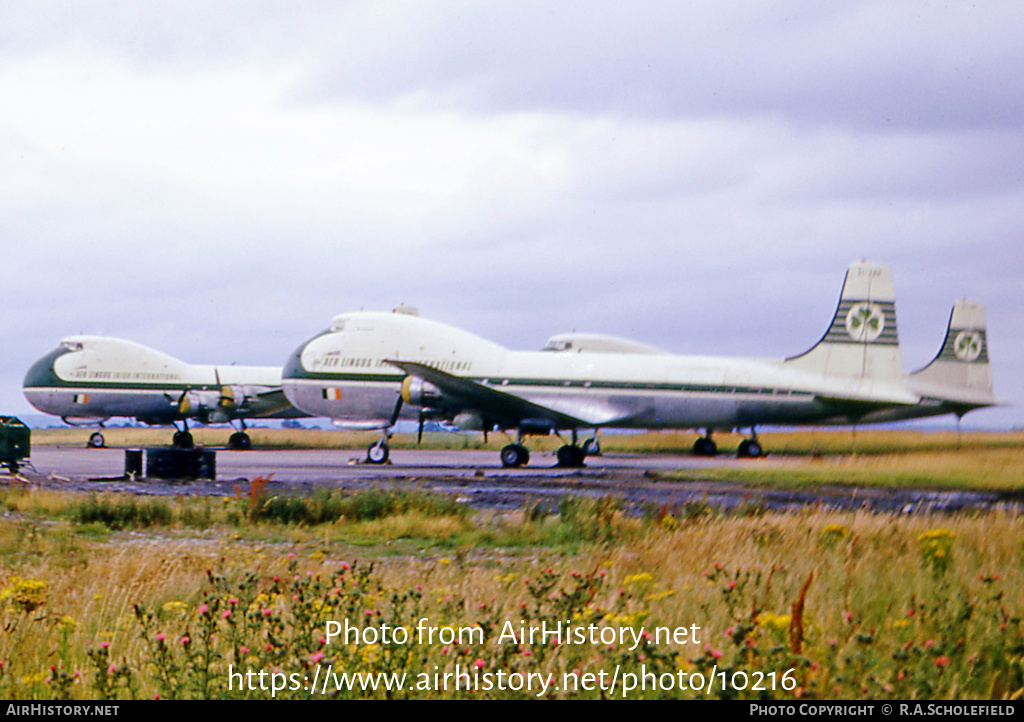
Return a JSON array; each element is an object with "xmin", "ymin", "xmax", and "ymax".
[
  {"xmin": 228, "ymin": 432, "xmax": 253, "ymax": 451},
  {"xmin": 500, "ymin": 444, "xmax": 529, "ymax": 468},
  {"xmin": 737, "ymin": 439, "xmax": 764, "ymax": 459},
  {"xmin": 366, "ymin": 442, "xmax": 389, "ymax": 464},
  {"xmin": 556, "ymin": 444, "xmax": 586, "ymax": 467},
  {"xmin": 87, "ymin": 432, "xmax": 105, "ymax": 449},
  {"xmin": 693, "ymin": 437, "xmax": 718, "ymax": 457},
  {"xmin": 173, "ymin": 431, "xmax": 195, "ymax": 450},
  {"xmin": 581, "ymin": 437, "xmax": 601, "ymax": 456}
]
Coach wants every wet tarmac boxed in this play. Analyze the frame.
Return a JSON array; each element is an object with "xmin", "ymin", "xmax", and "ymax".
[{"xmin": 13, "ymin": 447, "xmax": 1024, "ymax": 516}]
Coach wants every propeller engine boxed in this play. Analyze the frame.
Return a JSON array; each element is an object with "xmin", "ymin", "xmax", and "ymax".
[{"xmin": 173, "ymin": 370, "xmax": 250, "ymax": 423}]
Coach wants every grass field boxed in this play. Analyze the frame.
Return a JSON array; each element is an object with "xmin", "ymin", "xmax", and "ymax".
[
  {"xmin": 30, "ymin": 427, "xmax": 1024, "ymax": 492},
  {"xmin": 3, "ymin": 430, "xmax": 1023, "ymax": 700}
]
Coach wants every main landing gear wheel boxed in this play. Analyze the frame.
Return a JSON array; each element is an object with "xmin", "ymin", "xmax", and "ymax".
[
  {"xmin": 737, "ymin": 438, "xmax": 764, "ymax": 459},
  {"xmin": 581, "ymin": 437, "xmax": 601, "ymax": 457},
  {"xmin": 500, "ymin": 444, "xmax": 530, "ymax": 468},
  {"xmin": 87, "ymin": 432, "xmax": 105, "ymax": 449},
  {"xmin": 556, "ymin": 444, "xmax": 586, "ymax": 468},
  {"xmin": 228, "ymin": 432, "xmax": 252, "ymax": 451},
  {"xmin": 366, "ymin": 442, "xmax": 389, "ymax": 465},
  {"xmin": 172, "ymin": 431, "xmax": 194, "ymax": 449},
  {"xmin": 693, "ymin": 436, "xmax": 718, "ymax": 457}
]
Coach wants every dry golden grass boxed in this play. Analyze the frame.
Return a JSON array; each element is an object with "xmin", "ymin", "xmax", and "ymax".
[{"xmin": 1, "ymin": 497, "xmax": 1022, "ymax": 698}]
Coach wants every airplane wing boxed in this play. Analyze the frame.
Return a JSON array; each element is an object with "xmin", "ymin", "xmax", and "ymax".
[
  {"xmin": 385, "ymin": 360, "xmax": 632, "ymax": 428},
  {"xmin": 247, "ymin": 387, "xmax": 311, "ymax": 418}
]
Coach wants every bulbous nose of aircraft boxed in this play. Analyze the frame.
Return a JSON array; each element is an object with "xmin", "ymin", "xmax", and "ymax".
[
  {"xmin": 23, "ymin": 346, "xmax": 67, "ymax": 390},
  {"xmin": 22, "ymin": 345, "xmax": 69, "ymax": 412}
]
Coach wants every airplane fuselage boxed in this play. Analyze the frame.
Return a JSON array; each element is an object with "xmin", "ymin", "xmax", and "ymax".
[
  {"xmin": 282, "ymin": 311, "xmax": 926, "ymax": 434},
  {"xmin": 24, "ymin": 336, "xmax": 292, "ymax": 426}
]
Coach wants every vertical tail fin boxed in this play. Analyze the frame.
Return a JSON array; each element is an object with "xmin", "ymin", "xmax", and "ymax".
[
  {"xmin": 908, "ymin": 301, "xmax": 997, "ymax": 410},
  {"xmin": 784, "ymin": 262, "xmax": 903, "ymax": 383}
]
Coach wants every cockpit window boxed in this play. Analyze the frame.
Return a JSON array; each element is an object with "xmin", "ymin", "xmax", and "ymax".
[
  {"xmin": 60, "ymin": 341, "xmax": 83, "ymax": 352},
  {"xmin": 329, "ymin": 320, "xmax": 347, "ymax": 333}
]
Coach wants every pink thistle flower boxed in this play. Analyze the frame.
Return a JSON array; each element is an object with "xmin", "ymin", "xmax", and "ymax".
[
  {"xmin": 221, "ymin": 610, "xmax": 231, "ymax": 620},
  {"xmin": 262, "ymin": 608, "xmax": 272, "ymax": 616},
  {"xmin": 155, "ymin": 633, "xmax": 166, "ymax": 642},
  {"xmin": 924, "ymin": 639, "xmax": 935, "ymax": 648},
  {"xmin": 239, "ymin": 646, "xmax": 249, "ymax": 655},
  {"xmin": 180, "ymin": 635, "xmax": 190, "ymax": 645},
  {"xmin": 287, "ymin": 553, "xmax": 296, "ymax": 560},
  {"xmin": 197, "ymin": 604, "xmax": 208, "ymax": 615},
  {"xmin": 473, "ymin": 659, "xmax": 485, "ymax": 669},
  {"xmin": 843, "ymin": 610, "xmax": 853, "ymax": 622},
  {"xmin": 310, "ymin": 651, "xmax": 325, "ymax": 664},
  {"xmin": 228, "ymin": 597, "xmax": 238, "ymax": 606},
  {"xmin": 108, "ymin": 664, "xmax": 116, "ymax": 674},
  {"xmin": 935, "ymin": 656, "xmax": 951, "ymax": 668},
  {"xmin": 340, "ymin": 561, "xmax": 351, "ymax": 570},
  {"xmin": 265, "ymin": 643, "xmax": 273, "ymax": 652},
  {"xmin": 99, "ymin": 641, "xmax": 110, "ymax": 649}
]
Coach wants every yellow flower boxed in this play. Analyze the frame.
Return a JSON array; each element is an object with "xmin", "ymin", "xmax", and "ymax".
[
  {"xmin": 1, "ymin": 577, "xmax": 47, "ymax": 613},
  {"xmin": 758, "ymin": 612, "xmax": 792, "ymax": 632}
]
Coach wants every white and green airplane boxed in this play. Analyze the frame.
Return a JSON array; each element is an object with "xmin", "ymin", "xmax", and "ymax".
[
  {"xmin": 281, "ymin": 261, "xmax": 998, "ymax": 467},
  {"xmin": 23, "ymin": 336, "xmax": 304, "ymax": 449}
]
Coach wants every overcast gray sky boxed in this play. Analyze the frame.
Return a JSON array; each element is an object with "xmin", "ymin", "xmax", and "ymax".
[{"xmin": 3, "ymin": 1, "xmax": 1022, "ymax": 429}]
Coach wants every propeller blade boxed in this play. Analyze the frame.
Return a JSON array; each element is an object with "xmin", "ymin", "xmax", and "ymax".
[
  {"xmin": 388, "ymin": 395, "xmax": 404, "ymax": 427},
  {"xmin": 215, "ymin": 369, "xmax": 236, "ymax": 409},
  {"xmin": 178, "ymin": 389, "xmax": 191, "ymax": 416},
  {"xmin": 417, "ymin": 410, "xmax": 424, "ymax": 444}
]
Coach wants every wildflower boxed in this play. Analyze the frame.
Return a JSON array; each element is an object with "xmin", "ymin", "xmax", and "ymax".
[
  {"xmin": 341, "ymin": 561, "xmax": 351, "ymax": 570},
  {"xmin": 155, "ymin": 633, "xmax": 166, "ymax": 642},
  {"xmin": 180, "ymin": 635, "xmax": 190, "ymax": 645},
  {"xmin": 222, "ymin": 611, "xmax": 231, "ymax": 620},
  {"xmin": 197, "ymin": 604, "xmax": 208, "ymax": 615},
  {"xmin": 239, "ymin": 646, "xmax": 249, "ymax": 655},
  {"xmin": 228, "ymin": 597, "xmax": 238, "ymax": 606},
  {"xmin": 287, "ymin": 553, "xmax": 296, "ymax": 560},
  {"xmin": 310, "ymin": 651, "xmax": 325, "ymax": 664},
  {"xmin": 935, "ymin": 656, "xmax": 951, "ymax": 668},
  {"xmin": 99, "ymin": 641, "xmax": 110, "ymax": 649},
  {"xmin": 924, "ymin": 639, "xmax": 935, "ymax": 648},
  {"xmin": 473, "ymin": 659, "xmax": 485, "ymax": 669}
]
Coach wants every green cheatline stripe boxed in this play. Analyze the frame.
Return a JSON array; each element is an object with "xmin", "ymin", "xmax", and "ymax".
[
  {"xmin": 295, "ymin": 372, "xmax": 816, "ymax": 398},
  {"xmin": 26, "ymin": 382, "xmax": 225, "ymax": 393}
]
